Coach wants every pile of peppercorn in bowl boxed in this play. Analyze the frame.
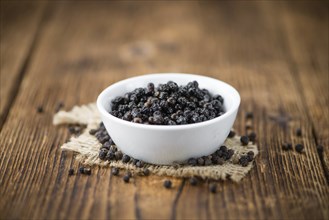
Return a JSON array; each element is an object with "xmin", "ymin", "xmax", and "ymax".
[{"xmin": 97, "ymin": 73, "xmax": 240, "ymax": 165}]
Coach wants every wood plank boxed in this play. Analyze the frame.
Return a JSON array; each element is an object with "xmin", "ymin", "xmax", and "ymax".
[
  {"xmin": 0, "ymin": 1, "xmax": 46, "ymax": 128},
  {"xmin": 0, "ymin": 1, "xmax": 328, "ymax": 219},
  {"xmin": 175, "ymin": 1, "xmax": 329, "ymax": 219},
  {"xmin": 280, "ymin": 1, "xmax": 329, "ymax": 183}
]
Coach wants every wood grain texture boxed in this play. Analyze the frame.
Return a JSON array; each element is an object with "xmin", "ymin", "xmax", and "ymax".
[
  {"xmin": 280, "ymin": 1, "xmax": 329, "ymax": 182},
  {"xmin": 0, "ymin": 1, "xmax": 46, "ymax": 128},
  {"xmin": 0, "ymin": 1, "xmax": 328, "ymax": 219}
]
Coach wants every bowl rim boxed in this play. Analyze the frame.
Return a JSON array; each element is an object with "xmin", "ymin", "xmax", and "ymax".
[{"xmin": 97, "ymin": 73, "xmax": 240, "ymax": 131}]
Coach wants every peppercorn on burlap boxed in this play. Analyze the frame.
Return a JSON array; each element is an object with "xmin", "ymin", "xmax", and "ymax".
[{"xmin": 53, "ymin": 103, "xmax": 258, "ymax": 182}]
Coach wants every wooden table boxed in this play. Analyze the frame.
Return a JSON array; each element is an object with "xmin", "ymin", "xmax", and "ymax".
[{"xmin": 1, "ymin": 1, "xmax": 328, "ymax": 219}]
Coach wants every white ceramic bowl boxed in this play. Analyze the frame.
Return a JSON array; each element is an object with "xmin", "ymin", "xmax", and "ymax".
[{"xmin": 97, "ymin": 73, "xmax": 240, "ymax": 165}]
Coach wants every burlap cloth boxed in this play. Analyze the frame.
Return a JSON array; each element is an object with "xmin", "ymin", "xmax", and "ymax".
[{"xmin": 53, "ymin": 103, "xmax": 258, "ymax": 182}]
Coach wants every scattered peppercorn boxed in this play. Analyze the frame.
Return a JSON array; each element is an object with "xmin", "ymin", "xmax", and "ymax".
[
  {"xmin": 248, "ymin": 132, "xmax": 257, "ymax": 142},
  {"xmin": 123, "ymin": 175, "xmax": 130, "ymax": 183},
  {"xmin": 247, "ymin": 151, "xmax": 254, "ymax": 162},
  {"xmin": 37, "ymin": 106, "xmax": 44, "ymax": 113},
  {"xmin": 68, "ymin": 168, "xmax": 74, "ymax": 176},
  {"xmin": 189, "ymin": 177, "xmax": 198, "ymax": 186},
  {"xmin": 68, "ymin": 124, "xmax": 85, "ymax": 135},
  {"xmin": 115, "ymin": 151, "xmax": 123, "ymax": 160},
  {"xmin": 99, "ymin": 149, "xmax": 107, "ymax": 160},
  {"xmin": 240, "ymin": 136, "xmax": 249, "ymax": 146},
  {"xmin": 282, "ymin": 143, "xmax": 293, "ymax": 151},
  {"xmin": 106, "ymin": 151, "xmax": 115, "ymax": 160},
  {"xmin": 295, "ymin": 144, "xmax": 304, "ymax": 153},
  {"xmin": 111, "ymin": 167, "xmax": 119, "ymax": 176},
  {"xmin": 226, "ymin": 149, "xmax": 234, "ymax": 160},
  {"xmin": 79, "ymin": 167, "xmax": 85, "ymax": 174},
  {"xmin": 89, "ymin": 129, "xmax": 97, "ymax": 135},
  {"xmin": 209, "ymin": 183, "xmax": 217, "ymax": 193},
  {"xmin": 220, "ymin": 145, "xmax": 227, "ymax": 152},
  {"xmin": 239, "ymin": 156, "xmax": 249, "ymax": 167},
  {"xmin": 228, "ymin": 130, "xmax": 236, "ymax": 138},
  {"xmin": 163, "ymin": 180, "xmax": 172, "ymax": 189},
  {"xmin": 247, "ymin": 151, "xmax": 254, "ymax": 158},
  {"xmin": 90, "ymin": 121, "xmax": 250, "ymax": 170},
  {"xmin": 245, "ymin": 112, "xmax": 253, "ymax": 119},
  {"xmin": 68, "ymin": 126, "xmax": 76, "ymax": 134},
  {"xmin": 143, "ymin": 168, "xmax": 150, "ymax": 176},
  {"xmin": 136, "ymin": 160, "xmax": 144, "ymax": 168},
  {"xmin": 122, "ymin": 154, "xmax": 130, "ymax": 163},
  {"xmin": 296, "ymin": 128, "xmax": 302, "ymax": 137},
  {"xmin": 316, "ymin": 145, "xmax": 324, "ymax": 153}
]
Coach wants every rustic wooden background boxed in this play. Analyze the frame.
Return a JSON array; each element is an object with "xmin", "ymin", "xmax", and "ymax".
[{"xmin": 1, "ymin": 1, "xmax": 328, "ymax": 219}]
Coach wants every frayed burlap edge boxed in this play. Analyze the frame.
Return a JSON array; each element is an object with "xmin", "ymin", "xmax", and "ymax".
[{"xmin": 53, "ymin": 103, "xmax": 258, "ymax": 182}]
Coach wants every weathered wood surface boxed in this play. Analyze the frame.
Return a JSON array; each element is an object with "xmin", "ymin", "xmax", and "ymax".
[
  {"xmin": 0, "ymin": 1, "xmax": 46, "ymax": 128},
  {"xmin": 0, "ymin": 1, "xmax": 328, "ymax": 219}
]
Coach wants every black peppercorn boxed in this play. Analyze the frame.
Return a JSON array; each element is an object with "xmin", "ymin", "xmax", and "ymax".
[
  {"xmin": 247, "ymin": 151, "xmax": 254, "ymax": 158},
  {"xmin": 295, "ymin": 144, "xmax": 304, "ymax": 153},
  {"xmin": 163, "ymin": 180, "xmax": 172, "ymax": 189},
  {"xmin": 111, "ymin": 167, "xmax": 119, "ymax": 176},
  {"xmin": 296, "ymin": 128, "xmax": 302, "ymax": 137},
  {"xmin": 282, "ymin": 143, "xmax": 293, "ymax": 151},
  {"xmin": 99, "ymin": 149, "xmax": 107, "ymax": 160},
  {"xmin": 106, "ymin": 151, "xmax": 115, "ymax": 160},
  {"xmin": 123, "ymin": 175, "xmax": 130, "ymax": 183},
  {"xmin": 245, "ymin": 112, "xmax": 253, "ymax": 119},
  {"xmin": 37, "ymin": 106, "xmax": 44, "ymax": 113},
  {"xmin": 115, "ymin": 151, "xmax": 123, "ymax": 160},
  {"xmin": 189, "ymin": 177, "xmax": 198, "ymax": 186},
  {"xmin": 109, "ymin": 145, "xmax": 117, "ymax": 152},
  {"xmin": 220, "ymin": 145, "xmax": 227, "ymax": 152},
  {"xmin": 103, "ymin": 141, "xmax": 111, "ymax": 150},
  {"xmin": 317, "ymin": 145, "xmax": 324, "ymax": 153},
  {"xmin": 68, "ymin": 168, "xmax": 74, "ymax": 176},
  {"xmin": 228, "ymin": 130, "xmax": 236, "ymax": 138},
  {"xmin": 209, "ymin": 183, "xmax": 217, "ymax": 193},
  {"xmin": 188, "ymin": 158, "xmax": 197, "ymax": 166},
  {"xmin": 248, "ymin": 132, "xmax": 257, "ymax": 142},
  {"xmin": 122, "ymin": 154, "xmax": 130, "ymax": 163},
  {"xmin": 240, "ymin": 136, "xmax": 249, "ymax": 146},
  {"xmin": 68, "ymin": 126, "xmax": 76, "ymax": 134},
  {"xmin": 239, "ymin": 156, "xmax": 249, "ymax": 167},
  {"xmin": 143, "ymin": 168, "xmax": 150, "ymax": 176},
  {"xmin": 89, "ymin": 129, "xmax": 98, "ymax": 135},
  {"xmin": 136, "ymin": 160, "xmax": 144, "ymax": 168},
  {"xmin": 109, "ymin": 81, "xmax": 225, "ymax": 126},
  {"xmin": 226, "ymin": 149, "xmax": 234, "ymax": 160}
]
